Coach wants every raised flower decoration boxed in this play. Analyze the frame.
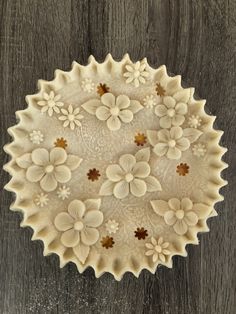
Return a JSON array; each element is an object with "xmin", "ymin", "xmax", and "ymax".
[
  {"xmin": 16, "ymin": 147, "xmax": 82, "ymax": 192},
  {"xmin": 143, "ymin": 95, "xmax": 159, "ymax": 109},
  {"xmin": 37, "ymin": 91, "xmax": 64, "ymax": 116},
  {"xmin": 34, "ymin": 192, "xmax": 49, "ymax": 207},
  {"xmin": 57, "ymin": 185, "xmax": 71, "ymax": 200},
  {"xmin": 29, "ymin": 130, "xmax": 44, "ymax": 144},
  {"xmin": 105, "ymin": 220, "xmax": 119, "ymax": 234},
  {"xmin": 192, "ymin": 143, "xmax": 207, "ymax": 157},
  {"xmin": 99, "ymin": 147, "xmax": 161, "ymax": 199},
  {"xmin": 147, "ymin": 126, "xmax": 202, "ymax": 159},
  {"xmin": 151, "ymin": 198, "xmax": 211, "ymax": 235},
  {"xmin": 59, "ymin": 105, "xmax": 84, "ymax": 130},
  {"xmin": 82, "ymin": 92, "xmax": 143, "ymax": 131},
  {"xmin": 54, "ymin": 199, "xmax": 103, "ymax": 264},
  {"xmin": 188, "ymin": 115, "xmax": 202, "ymax": 128},
  {"xmin": 145, "ymin": 237, "xmax": 170, "ymax": 263},
  {"xmin": 123, "ymin": 60, "xmax": 149, "ymax": 87},
  {"xmin": 155, "ymin": 95, "xmax": 188, "ymax": 128},
  {"xmin": 81, "ymin": 78, "xmax": 95, "ymax": 93}
]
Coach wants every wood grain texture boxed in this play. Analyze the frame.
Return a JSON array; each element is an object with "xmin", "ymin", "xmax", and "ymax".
[{"xmin": 0, "ymin": 0, "xmax": 235, "ymax": 313}]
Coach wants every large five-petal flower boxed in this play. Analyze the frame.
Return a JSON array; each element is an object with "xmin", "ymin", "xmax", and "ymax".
[{"xmin": 54, "ymin": 199, "xmax": 103, "ymax": 264}]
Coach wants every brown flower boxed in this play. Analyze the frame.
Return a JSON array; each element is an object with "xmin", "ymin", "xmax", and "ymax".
[
  {"xmin": 134, "ymin": 133, "xmax": 147, "ymax": 146},
  {"xmin": 176, "ymin": 163, "xmax": 189, "ymax": 176},
  {"xmin": 87, "ymin": 168, "xmax": 101, "ymax": 181},
  {"xmin": 97, "ymin": 83, "xmax": 110, "ymax": 96},
  {"xmin": 134, "ymin": 227, "xmax": 148, "ymax": 240},
  {"xmin": 54, "ymin": 137, "xmax": 68, "ymax": 149},
  {"xmin": 156, "ymin": 83, "xmax": 166, "ymax": 97},
  {"xmin": 101, "ymin": 236, "xmax": 114, "ymax": 249}
]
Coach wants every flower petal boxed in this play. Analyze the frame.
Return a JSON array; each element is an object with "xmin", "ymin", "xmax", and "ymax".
[
  {"xmin": 99, "ymin": 180, "xmax": 116, "ymax": 196},
  {"xmin": 81, "ymin": 227, "xmax": 99, "ymax": 245},
  {"xmin": 163, "ymin": 96, "xmax": 176, "ymax": 108},
  {"xmin": 107, "ymin": 115, "xmax": 121, "ymax": 131},
  {"xmin": 106, "ymin": 164, "xmax": 125, "ymax": 182},
  {"xmin": 144, "ymin": 176, "xmax": 162, "ymax": 192},
  {"xmin": 164, "ymin": 210, "xmax": 177, "ymax": 226},
  {"xmin": 119, "ymin": 154, "xmax": 136, "ymax": 172},
  {"xmin": 66, "ymin": 155, "xmax": 83, "ymax": 170},
  {"xmin": 26, "ymin": 165, "xmax": 45, "ymax": 182},
  {"xmin": 83, "ymin": 210, "xmax": 103, "ymax": 227},
  {"xmin": 40, "ymin": 173, "xmax": 57, "ymax": 192},
  {"xmin": 50, "ymin": 147, "xmax": 67, "ymax": 165},
  {"xmin": 31, "ymin": 148, "xmax": 49, "ymax": 166},
  {"xmin": 175, "ymin": 102, "xmax": 187, "ymax": 115},
  {"xmin": 132, "ymin": 161, "xmax": 150, "ymax": 178},
  {"xmin": 130, "ymin": 178, "xmax": 147, "ymax": 197},
  {"xmin": 176, "ymin": 138, "xmax": 190, "ymax": 151},
  {"xmin": 170, "ymin": 126, "xmax": 183, "ymax": 140},
  {"xmin": 81, "ymin": 99, "xmax": 101, "ymax": 115},
  {"xmin": 96, "ymin": 106, "xmax": 111, "ymax": 121},
  {"xmin": 101, "ymin": 93, "xmax": 115, "ymax": 108},
  {"xmin": 160, "ymin": 116, "xmax": 172, "ymax": 128},
  {"xmin": 73, "ymin": 243, "xmax": 90, "ymax": 264},
  {"xmin": 168, "ymin": 198, "xmax": 180, "ymax": 211},
  {"xmin": 135, "ymin": 147, "xmax": 150, "ymax": 162},
  {"xmin": 113, "ymin": 180, "xmax": 129, "ymax": 199},
  {"xmin": 192, "ymin": 203, "xmax": 212, "ymax": 219},
  {"xmin": 129, "ymin": 100, "xmax": 143, "ymax": 113},
  {"xmin": 173, "ymin": 220, "xmax": 188, "ymax": 235},
  {"xmin": 184, "ymin": 211, "xmax": 198, "ymax": 226},
  {"xmin": 54, "ymin": 212, "xmax": 74, "ymax": 231},
  {"xmin": 116, "ymin": 95, "xmax": 130, "ymax": 109},
  {"xmin": 16, "ymin": 153, "xmax": 32, "ymax": 168},
  {"xmin": 61, "ymin": 229, "xmax": 80, "ymax": 247},
  {"xmin": 155, "ymin": 104, "xmax": 167, "ymax": 117},
  {"xmin": 145, "ymin": 250, "xmax": 155, "ymax": 256},
  {"xmin": 54, "ymin": 165, "xmax": 71, "ymax": 183},
  {"xmin": 181, "ymin": 198, "xmax": 193, "ymax": 211},
  {"xmin": 153, "ymin": 143, "xmax": 168, "ymax": 157},
  {"xmin": 147, "ymin": 130, "xmax": 158, "ymax": 146},
  {"xmin": 84, "ymin": 199, "xmax": 101, "ymax": 211},
  {"xmin": 151, "ymin": 200, "xmax": 169, "ymax": 216},
  {"xmin": 172, "ymin": 114, "xmax": 185, "ymax": 126},
  {"xmin": 158, "ymin": 129, "xmax": 170, "ymax": 142},
  {"xmin": 167, "ymin": 147, "xmax": 181, "ymax": 159},
  {"xmin": 119, "ymin": 110, "xmax": 133, "ymax": 123},
  {"xmin": 173, "ymin": 89, "xmax": 190, "ymax": 103},
  {"xmin": 68, "ymin": 200, "xmax": 86, "ymax": 219}
]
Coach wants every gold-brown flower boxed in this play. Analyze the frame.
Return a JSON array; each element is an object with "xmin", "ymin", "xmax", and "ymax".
[
  {"xmin": 54, "ymin": 137, "xmax": 68, "ymax": 149},
  {"xmin": 101, "ymin": 236, "xmax": 114, "ymax": 249},
  {"xmin": 134, "ymin": 133, "xmax": 147, "ymax": 146},
  {"xmin": 134, "ymin": 227, "xmax": 148, "ymax": 240},
  {"xmin": 156, "ymin": 83, "xmax": 166, "ymax": 97},
  {"xmin": 87, "ymin": 168, "xmax": 101, "ymax": 181},
  {"xmin": 176, "ymin": 163, "xmax": 189, "ymax": 176},
  {"xmin": 97, "ymin": 83, "xmax": 110, "ymax": 96}
]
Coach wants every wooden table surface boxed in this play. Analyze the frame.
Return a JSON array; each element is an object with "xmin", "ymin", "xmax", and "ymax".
[{"xmin": 0, "ymin": 1, "xmax": 235, "ymax": 313}]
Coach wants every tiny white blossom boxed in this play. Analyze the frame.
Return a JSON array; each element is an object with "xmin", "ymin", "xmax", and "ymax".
[
  {"xmin": 143, "ymin": 95, "xmax": 159, "ymax": 109},
  {"xmin": 105, "ymin": 220, "xmax": 119, "ymax": 234},
  {"xmin": 81, "ymin": 78, "xmax": 95, "ymax": 93},
  {"xmin": 57, "ymin": 185, "xmax": 71, "ymax": 200},
  {"xmin": 59, "ymin": 105, "xmax": 84, "ymax": 130},
  {"xmin": 192, "ymin": 143, "xmax": 207, "ymax": 157},
  {"xmin": 37, "ymin": 91, "xmax": 64, "ymax": 117},
  {"xmin": 29, "ymin": 130, "xmax": 44, "ymax": 144},
  {"xmin": 124, "ymin": 61, "xmax": 149, "ymax": 87},
  {"xmin": 188, "ymin": 115, "xmax": 202, "ymax": 128},
  {"xmin": 34, "ymin": 192, "xmax": 49, "ymax": 207}
]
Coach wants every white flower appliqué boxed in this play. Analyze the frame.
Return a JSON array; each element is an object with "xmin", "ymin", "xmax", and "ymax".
[
  {"xmin": 57, "ymin": 185, "xmax": 71, "ymax": 200},
  {"xmin": 37, "ymin": 91, "xmax": 64, "ymax": 116},
  {"xmin": 151, "ymin": 198, "xmax": 211, "ymax": 235},
  {"xmin": 188, "ymin": 115, "xmax": 202, "ymax": 128},
  {"xmin": 99, "ymin": 147, "xmax": 161, "ymax": 199},
  {"xmin": 147, "ymin": 126, "xmax": 202, "ymax": 160},
  {"xmin": 81, "ymin": 78, "xmax": 95, "ymax": 93},
  {"xmin": 82, "ymin": 93, "xmax": 143, "ymax": 131},
  {"xmin": 105, "ymin": 220, "xmax": 119, "ymax": 234},
  {"xmin": 124, "ymin": 60, "xmax": 149, "ymax": 87},
  {"xmin": 16, "ymin": 147, "xmax": 82, "ymax": 192},
  {"xmin": 54, "ymin": 198, "xmax": 103, "ymax": 264},
  {"xmin": 59, "ymin": 105, "xmax": 84, "ymax": 130},
  {"xmin": 192, "ymin": 143, "xmax": 207, "ymax": 157},
  {"xmin": 155, "ymin": 95, "xmax": 188, "ymax": 128},
  {"xmin": 29, "ymin": 130, "xmax": 44, "ymax": 144},
  {"xmin": 34, "ymin": 192, "xmax": 49, "ymax": 207},
  {"xmin": 145, "ymin": 237, "xmax": 170, "ymax": 263},
  {"xmin": 143, "ymin": 95, "xmax": 159, "ymax": 109}
]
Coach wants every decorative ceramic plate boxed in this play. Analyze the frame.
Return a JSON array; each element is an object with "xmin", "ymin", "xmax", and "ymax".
[{"xmin": 4, "ymin": 54, "xmax": 227, "ymax": 280}]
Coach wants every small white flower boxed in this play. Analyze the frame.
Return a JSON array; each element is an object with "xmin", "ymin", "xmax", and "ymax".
[
  {"xmin": 34, "ymin": 192, "xmax": 49, "ymax": 207},
  {"xmin": 59, "ymin": 105, "xmax": 84, "ymax": 130},
  {"xmin": 57, "ymin": 185, "xmax": 71, "ymax": 200},
  {"xmin": 81, "ymin": 78, "xmax": 95, "ymax": 93},
  {"xmin": 143, "ymin": 95, "xmax": 158, "ymax": 109},
  {"xmin": 124, "ymin": 61, "xmax": 149, "ymax": 87},
  {"xmin": 37, "ymin": 91, "xmax": 64, "ymax": 117},
  {"xmin": 188, "ymin": 115, "xmax": 202, "ymax": 128},
  {"xmin": 192, "ymin": 143, "xmax": 207, "ymax": 157},
  {"xmin": 105, "ymin": 220, "xmax": 119, "ymax": 234},
  {"xmin": 29, "ymin": 130, "xmax": 44, "ymax": 144},
  {"xmin": 145, "ymin": 237, "xmax": 170, "ymax": 263}
]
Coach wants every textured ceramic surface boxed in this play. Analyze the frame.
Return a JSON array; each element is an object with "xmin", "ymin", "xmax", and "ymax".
[{"xmin": 4, "ymin": 54, "xmax": 227, "ymax": 280}]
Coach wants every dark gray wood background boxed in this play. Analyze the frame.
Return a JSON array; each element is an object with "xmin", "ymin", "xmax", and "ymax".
[{"xmin": 0, "ymin": 1, "xmax": 235, "ymax": 313}]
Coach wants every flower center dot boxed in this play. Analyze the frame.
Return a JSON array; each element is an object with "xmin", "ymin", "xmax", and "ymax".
[
  {"xmin": 125, "ymin": 173, "xmax": 134, "ymax": 183},
  {"xmin": 167, "ymin": 108, "xmax": 175, "ymax": 117},
  {"xmin": 133, "ymin": 70, "xmax": 140, "ymax": 78},
  {"xmin": 176, "ymin": 209, "xmax": 184, "ymax": 219},
  {"xmin": 168, "ymin": 140, "xmax": 176, "ymax": 147},
  {"xmin": 48, "ymin": 100, "xmax": 55, "ymax": 107},
  {"xmin": 155, "ymin": 245, "xmax": 162, "ymax": 253},
  {"xmin": 110, "ymin": 107, "xmax": 120, "ymax": 116},
  {"xmin": 68, "ymin": 114, "xmax": 75, "ymax": 121},
  {"xmin": 45, "ymin": 165, "xmax": 54, "ymax": 173},
  {"xmin": 74, "ymin": 221, "xmax": 84, "ymax": 231}
]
